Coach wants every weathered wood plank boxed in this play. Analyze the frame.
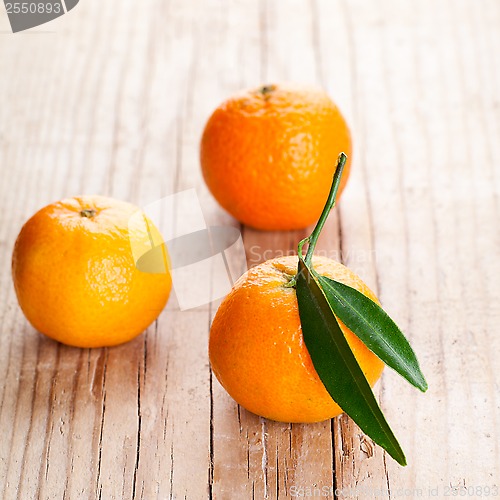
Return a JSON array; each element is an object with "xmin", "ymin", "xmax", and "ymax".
[{"xmin": 0, "ymin": 0, "xmax": 499, "ymax": 498}]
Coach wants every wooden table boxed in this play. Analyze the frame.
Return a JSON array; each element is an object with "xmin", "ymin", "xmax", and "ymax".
[{"xmin": 1, "ymin": 0, "xmax": 499, "ymax": 498}]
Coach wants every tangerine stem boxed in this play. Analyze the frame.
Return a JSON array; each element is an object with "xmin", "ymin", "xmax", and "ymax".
[
  {"xmin": 259, "ymin": 84, "xmax": 276, "ymax": 95},
  {"xmin": 80, "ymin": 209, "xmax": 96, "ymax": 218},
  {"xmin": 304, "ymin": 153, "xmax": 347, "ymax": 266}
]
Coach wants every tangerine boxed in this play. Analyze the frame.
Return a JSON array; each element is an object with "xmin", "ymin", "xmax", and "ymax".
[
  {"xmin": 200, "ymin": 83, "xmax": 351, "ymax": 230},
  {"xmin": 209, "ymin": 255, "xmax": 384, "ymax": 423},
  {"xmin": 12, "ymin": 195, "xmax": 171, "ymax": 348}
]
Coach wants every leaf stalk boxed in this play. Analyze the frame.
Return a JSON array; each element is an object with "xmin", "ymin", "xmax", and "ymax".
[{"xmin": 304, "ymin": 153, "xmax": 347, "ymax": 266}]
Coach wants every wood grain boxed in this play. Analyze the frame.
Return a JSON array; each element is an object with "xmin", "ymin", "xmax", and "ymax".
[{"xmin": 0, "ymin": 0, "xmax": 499, "ymax": 498}]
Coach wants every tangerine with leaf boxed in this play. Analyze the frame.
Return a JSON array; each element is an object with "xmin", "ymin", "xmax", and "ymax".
[{"xmin": 209, "ymin": 154, "xmax": 427, "ymax": 465}]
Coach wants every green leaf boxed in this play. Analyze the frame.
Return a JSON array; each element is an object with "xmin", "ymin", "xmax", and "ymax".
[
  {"xmin": 295, "ymin": 255, "xmax": 406, "ymax": 466},
  {"xmin": 316, "ymin": 276, "xmax": 428, "ymax": 392}
]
